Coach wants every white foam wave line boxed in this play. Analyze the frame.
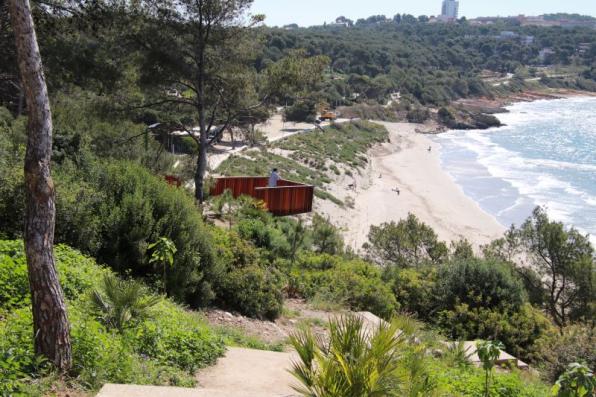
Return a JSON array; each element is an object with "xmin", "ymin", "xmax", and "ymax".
[{"xmin": 442, "ymin": 133, "xmax": 594, "ymax": 230}]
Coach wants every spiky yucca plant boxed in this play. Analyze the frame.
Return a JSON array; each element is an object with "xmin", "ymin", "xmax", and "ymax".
[
  {"xmin": 91, "ymin": 273, "xmax": 161, "ymax": 331},
  {"xmin": 289, "ymin": 315, "xmax": 404, "ymax": 397}
]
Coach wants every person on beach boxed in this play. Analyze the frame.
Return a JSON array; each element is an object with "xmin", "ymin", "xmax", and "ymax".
[
  {"xmin": 268, "ymin": 168, "xmax": 280, "ymax": 187},
  {"xmin": 392, "ymin": 187, "xmax": 400, "ymax": 196},
  {"xmin": 428, "ymin": 146, "xmax": 432, "ymax": 153}
]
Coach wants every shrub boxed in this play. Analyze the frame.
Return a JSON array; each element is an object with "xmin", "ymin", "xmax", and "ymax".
[
  {"xmin": 540, "ymin": 325, "xmax": 596, "ymax": 383},
  {"xmin": 0, "ymin": 240, "xmax": 109, "ymax": 312},
  {"xmin": 365, "ymin": 214, "xmax": 448, "ymax": 268},
  {"xmin": 406, "ymin": 107, "xmax": 430, "ymax": 123},
  {"xmin": 0, "ymin": 241, "xmax": 225, "ymax": 393},
  {"xmin": 436, "ymin": 303, "xmax": 555, "ymax": 363},
  {"xmin": 124, "ymin": 300, "xmax": 225, "ymax": 373},
  {"xmin": 284, "ymin": 101, "xmax": 317, "ymax": 123},
  {"xmin": 289, "ymin": 315, "xmax": 404, "ymax": 397},
  {"xmin": 290, "ymin": 255, "xmax": 397, "ymax": 318},
  {"xmin": 383, "ymin": 267, "xmax": 436, "ymax": 320},
  {"xmin": 434, "ymin": 258, "xmax": 526, "ymax": 311},
  {"xmin": 217, "ymin": 265, "xmax": 284, "ymax": 320},
  {"xmin": 85, "ymin": 161, "xmax": 217, "ymax": 307}
]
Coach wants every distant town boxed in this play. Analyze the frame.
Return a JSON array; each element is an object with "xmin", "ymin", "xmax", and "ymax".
[{"xmin": 282, "ymin": 1, "xmax": 596, "ymax": 30}]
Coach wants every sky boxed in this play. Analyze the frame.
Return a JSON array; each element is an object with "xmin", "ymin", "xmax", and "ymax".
[{"xmin": 251, "ymin": 0, "xmax": 596, "ymax": 27}]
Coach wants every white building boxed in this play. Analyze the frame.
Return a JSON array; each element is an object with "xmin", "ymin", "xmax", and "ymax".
[{"xmin": 441, "ymin": 0, "xmax": 459, "ymax": 20}]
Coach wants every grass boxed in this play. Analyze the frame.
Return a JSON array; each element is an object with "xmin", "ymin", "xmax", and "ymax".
[
  {"xmin": 215, "ymin": 121, "xmax": 389, "ymax": 206},
  {"xmin": 214, "ymin": 326, "xmax": 286, "ymax": 352}
]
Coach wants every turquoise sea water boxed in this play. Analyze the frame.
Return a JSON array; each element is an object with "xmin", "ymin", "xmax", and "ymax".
[{"xmin": 433, "ymin": 97, "xmax": 596, "ymax": 243}]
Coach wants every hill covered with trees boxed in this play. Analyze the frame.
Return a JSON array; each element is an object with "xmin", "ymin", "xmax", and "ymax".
[{"xmin": 0, "ymin": 1, "xmax": 594, "ymax": 396}]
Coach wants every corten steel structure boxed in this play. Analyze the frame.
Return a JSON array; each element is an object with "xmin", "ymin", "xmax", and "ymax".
[{"xmin": 211, "ymin": 176, "xmax": 314, "ymax": 216}]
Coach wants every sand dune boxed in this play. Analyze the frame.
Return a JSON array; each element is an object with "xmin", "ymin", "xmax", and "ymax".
[{"xmin": 319, "ymin": 122, "xmax": 506, "ymax": 251}]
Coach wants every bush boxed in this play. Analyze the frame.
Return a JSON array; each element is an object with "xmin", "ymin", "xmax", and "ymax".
[
  {"xmin": 290, "ymin": 255, "xmax": 397, "ymax": 318},
  {"xmin": 0, "ymin": 240, "xmax": 109, "ymax": 312},
  {"xmin": 438, "ymin": 365, "xmax": 549, "ymax": 397},
  {"xmin": 70, "ymin": 161, "xmax": 217, "ymax": 307},
  {"xmin": 218, "ymin": 265, "xmax": 284, "ymax": 320},
  {"xmin": 437, "ymin": 303, "xmax": 555, "ymax": 364},
  {"xmin": 365, "ymin": 214, "xmax": 448, "ymax": 268},
  {"xmin": 540, "ymin": 325, "xmax": 596, "ymax": 383},
  {"xmin": 0, "ymin": 241, "xmax": 225, "ymax": 393},
  {"xmin": 284, "ymin": 101, "xmax": 317, "ymax": 123},
  {"xmin": 406, "ymin": 107, "xmax": 430, "ymax": 123},
  {"xmin": 383, "ymin": 267, "xmax": 436, "ymax": 320},
  {"xmin": 434, "ymin": 258, "xmax": 526, "ymax": 312}
]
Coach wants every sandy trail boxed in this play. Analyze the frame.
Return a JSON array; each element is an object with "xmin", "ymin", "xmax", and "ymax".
[
  {"xmin": 327, "ymin": 122, "xmax": 505, "ymax": 251},
  {"xmin": 208, "ymin": 114, "xmax": 351, "ymax": 171}
]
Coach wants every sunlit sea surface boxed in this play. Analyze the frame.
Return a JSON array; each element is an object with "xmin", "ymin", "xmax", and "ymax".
[{"xmin": 433, "ymin": 97, "xmax": 596, "ymax": 244}]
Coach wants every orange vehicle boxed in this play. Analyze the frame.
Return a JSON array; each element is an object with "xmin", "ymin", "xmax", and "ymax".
[{"xmin": 319, "ymin": 110, "xmax": 337, "ymax": 121}]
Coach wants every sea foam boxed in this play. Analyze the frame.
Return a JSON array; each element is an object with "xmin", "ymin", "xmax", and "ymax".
[{"xmin": 434, "ymin": 97, "xmax": 596, "ymax": 244}]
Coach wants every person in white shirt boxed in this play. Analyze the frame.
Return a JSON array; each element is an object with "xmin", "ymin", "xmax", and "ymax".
[{"xmin": 268, "ymin": 168, "xmax": 281, "ymax": 187}]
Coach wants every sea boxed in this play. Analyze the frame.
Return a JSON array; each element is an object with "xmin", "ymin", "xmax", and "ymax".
[{"xmin": 433, "ymin": 97, "xmax": 596, "ymax": 244}]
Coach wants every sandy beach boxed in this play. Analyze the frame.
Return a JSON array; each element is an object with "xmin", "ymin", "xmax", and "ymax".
[{"xmin": 318, "ymin": 122, "xmax": 506, "ymax": 251}]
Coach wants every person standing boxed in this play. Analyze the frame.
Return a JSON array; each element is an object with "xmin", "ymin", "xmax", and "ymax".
[{"xmin": 268, "ymin": 168, "xmax": 281, "ymax": 187}]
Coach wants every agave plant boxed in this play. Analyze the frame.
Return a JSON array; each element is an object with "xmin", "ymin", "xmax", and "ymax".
[
  {"xmin": 91, "ymin": 273, "xmax": 161, "ymax": 331},
  {"xmin": 289, "ymin": 315, "xmax": 404, "ymax": 397}
]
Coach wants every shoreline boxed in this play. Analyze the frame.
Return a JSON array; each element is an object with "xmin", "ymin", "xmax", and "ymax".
[
  {"xmin": 420, "ymin": 88, "xmax": 596, "ymax": 135},
  {"xmin": 317, "ymin": 122, "xmax": 506, "ymax": 251}
]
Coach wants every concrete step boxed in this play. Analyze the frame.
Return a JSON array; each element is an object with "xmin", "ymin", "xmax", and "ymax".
[{"xmin": 97, "ymin": 383, "xmax": 294, "ymax": 397}]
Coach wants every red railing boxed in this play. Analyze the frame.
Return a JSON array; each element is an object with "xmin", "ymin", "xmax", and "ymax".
[{"xmin": 211, "ymin": 176, "xmax": 314, "ymax": 216}]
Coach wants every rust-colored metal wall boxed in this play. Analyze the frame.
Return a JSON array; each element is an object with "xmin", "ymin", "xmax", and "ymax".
[{"xmin": 211, "ymin": 177, "xmax": 314, "ymax": 216}]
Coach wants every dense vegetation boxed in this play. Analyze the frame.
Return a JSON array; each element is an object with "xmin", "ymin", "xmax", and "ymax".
[
  {"xmin": 1, "ymin": 1, "xmax": 594, "ymax": 395},
  {"xmin": 0, "ymin": 241, "xmax": 225, "ymax": 394},
  {"xmin": 217, "ymin": 120, "xmax": 388, "ymax": 204},
  {"xmin": 259, "ymin": 16, "xmax": 596, "ymax": 107}
]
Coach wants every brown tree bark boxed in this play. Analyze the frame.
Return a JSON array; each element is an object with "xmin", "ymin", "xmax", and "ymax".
[{"xmin": 9, "ymin": 0, "xmax": 72, "ymax": 371}]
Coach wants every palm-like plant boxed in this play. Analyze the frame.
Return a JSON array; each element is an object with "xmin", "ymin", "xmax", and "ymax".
[
  {"xmin": 91, "ymin": 273, "xmax": 160, "ymax": 331},
  {"xmin": 289, "ymin": 315, "xmax": 404, "ymax": 397}
]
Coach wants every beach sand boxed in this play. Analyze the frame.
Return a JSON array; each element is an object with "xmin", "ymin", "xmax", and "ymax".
[{"xmin": 318, "ymin": 122, "xmax": 506, "ymax": 251}]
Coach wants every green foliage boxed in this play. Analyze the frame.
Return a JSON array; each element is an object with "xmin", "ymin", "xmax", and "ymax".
[
  {"xmin": 478, "ymin": 340, "xmax": 505, "ymax": 397},
  {"xmin": 383, "ymin": 267, "xmax": 436, "ymax": 318},
  {"xmin": 289, "ymin": 315, "xmax": 404, "ymax": 397},
  {"xmin": 290, "ymin": 254, "xmax": 397, "ymax": 318},
  {"xmin": 217, "ymin": 264, "xmax": 285, "ymax": 320},
  {"xmin": 437, "ymin": 365, "xmax": 549, "ymax": 396},
  {"xmin": 91, "ymin": 274, "xmax": 161, "ymax": 331},
  {"xmin": 552, "ymin": 363, "xmax": 595, "ymax": 397},
  {"xmin": 80, "ymin": 161, "xmax": 217, "ymax": 307},
  {"xmin": 284, "ymin": 101, "xmax": 317, "ymax": 123},
  {"xmin": 540, "ymin": 325, "xmax": 596, "ymax": 383},
  {"xmin": 434, "ymin": 258, "xmax": 526, "ymax": 311},
  {"xmin": 148, "ymin": 237, "xmax": 177, "ymax": 294},
  {"xmin": 311, "ymin": 214, "xmax": 344, "ymax": 255},
  {"xmin": 365, "ymin": 214, "xmax": 448, "ymax": 268},
  {"xmin": 124, "ymin": 300, "xmax": 225, "ymax": 373},
  {"xmin": 407, "ymin": 107, "xmax": 430, "ymax": 123},
  {"xmin": 0, "ymin": 240, "xmax": 110, "ymax": 313},
  {"xmin": 0, "ymin": 241, "xmax": 224, "ymax": 394},
  {"xmin": 436, "ymin": 303, "xmax": 555, "ymax": 364},
  {"xmin": 487, "ymin": 207, "xmax": 595, "ymax": 328}
]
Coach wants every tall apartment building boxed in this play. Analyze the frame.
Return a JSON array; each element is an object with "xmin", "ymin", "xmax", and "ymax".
[{"xmin": 441, "ymin": 0, "xmax": 459, "ymax": 20}]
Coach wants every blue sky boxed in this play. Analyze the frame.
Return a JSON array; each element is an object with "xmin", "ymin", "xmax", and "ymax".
[{"xmin": 251, "ymin": 0, "xmax": 596, "ymax": 27}]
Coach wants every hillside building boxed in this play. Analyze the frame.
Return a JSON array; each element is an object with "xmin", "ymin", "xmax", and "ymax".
[{"xmin": 440, "ymin": 0, "xmax": 459, "ymax": 21}]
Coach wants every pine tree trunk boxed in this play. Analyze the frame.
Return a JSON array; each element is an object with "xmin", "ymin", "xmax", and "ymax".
[{"xmin": 9, "ymin": 0, "xmax": 72, "ymax": 371}]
